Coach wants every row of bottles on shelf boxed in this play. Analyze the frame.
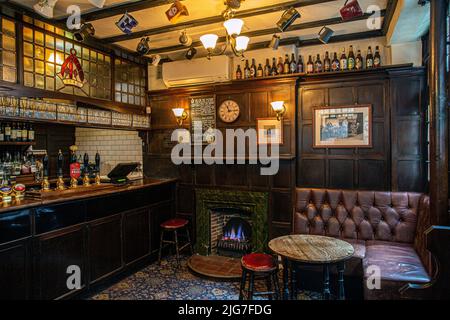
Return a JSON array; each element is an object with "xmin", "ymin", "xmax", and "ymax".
[
  {"xmin": 235, "ymin": 45, "xmax": 382, "ymax": 79},
  {"xmin": 0, "ymin": 150, "xmax": 38, "ymax": 186},
  {"xmin": 0, "ymin": 121, "xmax": 35, "ymax": 142}
]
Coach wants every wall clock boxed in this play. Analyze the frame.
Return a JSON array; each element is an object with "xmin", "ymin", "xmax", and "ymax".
[{"xmin": 218, "ymin": 100, "xmax": 240, "ymax": 123}]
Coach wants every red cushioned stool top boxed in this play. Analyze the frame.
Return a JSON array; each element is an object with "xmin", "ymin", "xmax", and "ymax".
[
  {"xmin": 241, "ymin": 253, "xmax": 277, "ymax": 272},
  {"xmin": 160, "ymin": 218, "xmax": 189, "ymax": 229}
]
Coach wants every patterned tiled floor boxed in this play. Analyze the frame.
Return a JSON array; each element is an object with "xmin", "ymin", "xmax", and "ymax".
[{"xmin": 88, "ymin": 255, "xmax": 321, "ymax": 300}]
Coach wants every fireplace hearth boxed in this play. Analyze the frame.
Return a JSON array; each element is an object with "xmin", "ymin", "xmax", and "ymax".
[
  {"xmin": 216, "ymin": 216, "xmax": 252, "ymax": 257},
  {"xmin": 195, "ymin": 189, "xmax": 269, "ymax": 256}
]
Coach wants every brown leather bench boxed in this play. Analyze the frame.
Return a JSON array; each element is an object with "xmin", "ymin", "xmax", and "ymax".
[{"xmin": 292, "ymin": 188, "xmax": 433, "ymax": 300}]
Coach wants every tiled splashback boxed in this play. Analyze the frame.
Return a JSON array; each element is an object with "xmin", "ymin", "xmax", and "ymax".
[{"xmin": 75, "ymin": 127, "xmax": 143, "ymax": 178}]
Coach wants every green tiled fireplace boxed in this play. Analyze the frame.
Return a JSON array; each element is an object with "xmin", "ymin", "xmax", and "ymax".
[{"xmin": 195, "ymin": 188, "xmax": 269, "ymax": 256}]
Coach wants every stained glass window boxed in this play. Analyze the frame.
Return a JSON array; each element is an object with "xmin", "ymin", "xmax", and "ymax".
[
  {"xmin": 114, "ymin": 58, "xmax": 147, "ymax": 107},
  {"xmin": 0, "ymin": 17, "xmax": 17, "ymax": 83},
  {"xmin": 22, "ymin": 17, "xmax": 111, "ymax": 100}
]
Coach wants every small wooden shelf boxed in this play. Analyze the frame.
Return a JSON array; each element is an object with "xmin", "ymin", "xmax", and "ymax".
[{"xmin": 0, "ymin": 141, "xmax": 36, "ymax": 146}]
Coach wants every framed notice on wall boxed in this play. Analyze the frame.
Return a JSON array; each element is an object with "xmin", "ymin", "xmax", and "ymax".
[
  {"xmin": 190, "ymin": 95, "xmax": 216, "ymax": 144},
  {"xmin": 313, "ymin": 104, "xmax": 372, "ymax": 148}
]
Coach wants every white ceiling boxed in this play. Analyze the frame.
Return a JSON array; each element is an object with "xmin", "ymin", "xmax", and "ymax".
[{"xmin": 9, "ymin": 0, "xmax": 395, "ymax": 58}]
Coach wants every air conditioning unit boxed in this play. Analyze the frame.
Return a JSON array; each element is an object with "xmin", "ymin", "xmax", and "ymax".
[{"xmin": 162, "ymin": 55, "xmax": 231, "ymax": 88}]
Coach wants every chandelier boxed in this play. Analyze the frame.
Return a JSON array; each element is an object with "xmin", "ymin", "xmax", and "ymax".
[{"xmin": 200, "ymin": 6, "xmax": 250, "ymax": 60}]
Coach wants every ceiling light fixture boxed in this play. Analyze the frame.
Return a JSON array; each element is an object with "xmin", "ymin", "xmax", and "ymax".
[
  {"xmin": 33, "ymin": 0, "xmax": 58, "ymax": 19},
  {"xmin": 74, "ymin": 23, "xmax": 95, "ymax": 42},
  {"xmin": 179, "ymin": 30, "xmax": 193, "ymax": 47},
  {"xmin": 136, "ymin": 37, "xmax": 151, "ymax": 55},
  {"xmin": 200, "ymin": 4, "xmax": 250, "ymax": 60}
]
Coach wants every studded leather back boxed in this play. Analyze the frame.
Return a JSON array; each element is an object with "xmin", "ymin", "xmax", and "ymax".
[{"xmin": 293, "ymin": 188, "xmax": 426, "ymax": 243}]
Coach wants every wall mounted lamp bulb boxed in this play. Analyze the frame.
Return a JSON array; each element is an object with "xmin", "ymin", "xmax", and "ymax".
[
  {"xmin": 172, "ymin": 108, "xmax": 188, "ymax": 126},
  {"xmin": 271, "ymin": 101, "xmax": 286, "ymax": 121}
]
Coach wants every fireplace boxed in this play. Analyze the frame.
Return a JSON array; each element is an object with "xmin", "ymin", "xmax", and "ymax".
[
  {"xmin": 210, "ymin": 208, "xmax": 252, "ymax": 257},
  {"xmin": 195, "ymin": 189, "xmax": 269, "ymax": 256}
]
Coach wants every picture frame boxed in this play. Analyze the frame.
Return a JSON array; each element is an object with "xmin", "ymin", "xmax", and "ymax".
[
  {"xmin": 257, "ymin": 118, "xmax": 283, "ymax": 145},
  {"xmin": 313, "ymin": 104, "xmax": 372, "ymax": 148}
]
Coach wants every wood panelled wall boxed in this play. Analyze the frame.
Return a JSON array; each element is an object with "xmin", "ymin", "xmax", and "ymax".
[
  {"xmin": 297, "ymin": 67, "xmax": 426, "ymax": 191},
  {"xmin": 145, "ymin": 66, "xmax": 427, "ymax": 241},
  {"xmin": 146, "ymin": 78, "xmax": 297, "ymax": 239}
]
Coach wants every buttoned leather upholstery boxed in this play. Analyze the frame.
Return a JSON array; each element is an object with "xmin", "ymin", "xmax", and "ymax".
[{"xmin": 293, "ymin": 188, "xmax": 432, "ymax": 300}]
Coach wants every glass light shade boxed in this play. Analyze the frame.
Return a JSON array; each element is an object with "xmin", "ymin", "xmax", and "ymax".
[
  {"xmin": 235, "ymin": 36, "xmax": 250, "ymax": 52},
  {"xmin": 223, "ymin": 18, "xmax": 244, "ymax": 36},
  {"xmin": 200, "ymin": 34, "xmax": 219, "ymax": 50},
  {"xmin": 172, "ymin": 108, "xmax": 185, "ymax": 117},
  {"xmin": 271, "ymin": 101, "xmax": 285, "ymax": 112}
]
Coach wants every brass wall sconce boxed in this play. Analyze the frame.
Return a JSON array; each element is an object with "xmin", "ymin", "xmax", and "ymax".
[
  {"xmin": 271, "ymin": 101, "xmax": 286, "ymax": 121},
  {"xmin": 172, "ymin": 108, "xmax": 188, "ymax": 126}
]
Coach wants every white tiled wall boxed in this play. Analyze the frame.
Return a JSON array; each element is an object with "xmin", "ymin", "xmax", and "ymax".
[{"xmin": 75, "ymin": 128, "xmax": 143, "ymax": 177}]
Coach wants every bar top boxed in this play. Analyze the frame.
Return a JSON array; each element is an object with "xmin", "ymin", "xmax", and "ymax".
[{"xmin": 0, "ymin": 178, "xmax": 177, "ymax": 214}]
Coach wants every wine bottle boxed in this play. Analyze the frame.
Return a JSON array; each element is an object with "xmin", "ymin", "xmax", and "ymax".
[
  {"xmin": 250, "ymin": 59, "xmax": 257, "ymax": 78},
  {"xmin": 236, "ymin": 65, "xmax": 242, "ymax": 80},
  {"xmin": 297, "ymin": 55, "xmax": 304, "ymax": 73},
  {"xmin": 22, "ymin": 123, "xmax": 28, "ymax": 142},
  {"xmin": 277, "ymin": 57, "xmax": 284, "ymax": 75},
  {"xmin": 264, "ymin": 59, "xmax": 271, "ymax": 77},
  {"xmin": 324, "ymin": 51, "xmax": 331, "ymax": 72},
  {"xmin": 0, "ymin": 123, "xmax": 4, "ymax": 142},
  {"xmin": 348, "ymin": 45, "xmax": 355, "ymax": 70},
  {"xmin": 366, "ymin": 46, "xmax": 374, "ymax": 69},
  {"xmin": 5, "ymin": 122, "xmax": 11, "ymax": 142},
  {"xmin": 283, "ymin": 54, "xmax": 290, "ymax": 74},
  {"xmin": 314, "ymin": 54, "xmax": 322, "ymax": 73},
  {"xmin": 340, "ymin": 48, "xmax": 348, "ymax": 71},
  {"xmin": 355, "ymin": 50, "xmax": 363, "ymax": 70},
  {"xmin": 374, "ymin": 46, "xmax": 381, "ymax": 68},
  {"xmin": 306, "ymin": 55, "xmax": 314, "ymax": 74},
  {"xmin": 16, "ymin": 123, "xmax": 22, "ymax": 142},
  {"xmin": 244, "ymin": 60, "xmax": 251, "ymax": 79},
  {"xmin": 289, "ymin": 53, "xmax": 297, "ymax": 74},
  {"xmin": 331, "ymin": 52, "xmax": 340, "ymax": 72},
  {"xmin": 257, "ymin": 63, "xmax": 263, "ymax": 77},
  {"xmin": 28, "ymin": 123, "xmax": 35, "ymax": 142},
  {"xmin": 271, "ymin": 58, "xmax": 278, "ymax": 76}
]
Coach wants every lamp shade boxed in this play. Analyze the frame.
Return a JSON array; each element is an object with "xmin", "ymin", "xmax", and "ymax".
[
  {"xmin": 200, "ymin": 34, "xmax": 219, "ymax": 50},
  {"xmin": 172, "ymin": 108, "xmax": 185, "ymax": 117},
  {"xmin": 224, "ymin": 18, "xmax": 244, "ymax": 36},
  {"xmin": 235, "ymin": 36, "xmax": 250, "ymax": 52},
  {"xmin": 271, "ymin": 101, "xmax": 285, "ymax": 112}
]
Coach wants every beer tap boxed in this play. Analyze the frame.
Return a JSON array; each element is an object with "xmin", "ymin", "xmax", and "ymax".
[
  {"xmin": 69, "ymin": 145, "xmax": 80, "ymax": 189},
  {"xmin": 56, "ymin": 149, "xmax": 66, "ymax": 191},
  {"xmin": 82, "ymin": 153, "xmax": 90, "ymax": 187},
  {"xmin": 41, "ymin": 151, "xmax": 50, "ymax": 191},
  {"xmin": 94, "ymin": 151, "xmax": 101, "ymax": 185}
]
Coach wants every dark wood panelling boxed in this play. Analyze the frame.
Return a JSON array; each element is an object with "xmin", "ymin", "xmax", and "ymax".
[
  {"xmin": 88, "ymin": 214, "xmax": 122, "ymax": 283},
  {"xmin": 297, "ymin": 69, "xmax": 426, "ymax": 192},
  {"xmin": 146, "ymin": 79, "xmax": 297, "ymax": 241},
  {"xmin": 123, "ymin": 208, "xmax": 150, "ymax": 264},
  {"xmin": 0, "ymin": 239, "xmax": 31, "ymax": 300}
]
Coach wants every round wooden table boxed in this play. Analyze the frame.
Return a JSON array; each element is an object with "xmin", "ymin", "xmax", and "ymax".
[{"xmin": 268, "ymin": 235, "xmax": 355, "ymax": 300}]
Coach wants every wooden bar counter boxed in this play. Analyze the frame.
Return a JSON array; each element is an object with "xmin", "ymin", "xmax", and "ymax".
[{"xmin": 0, "ymin": 178, "xmax": 177, "ymax": 300}]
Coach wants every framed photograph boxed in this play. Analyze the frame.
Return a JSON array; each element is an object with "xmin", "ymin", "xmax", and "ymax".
[
  {"xmin": 257, "ymin": 118, "xmax": 283, "ymax": 145},
  {"xmin": 313, "ymin": 104, "xmax": 372, "ymax": 148}
]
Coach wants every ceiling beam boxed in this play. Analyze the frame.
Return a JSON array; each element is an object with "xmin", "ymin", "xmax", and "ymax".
[
  {"xmin": 57, "ymin": 0, "xmax": 181, "ymax": 23},
  {"xmin": 144, "ymin": 10, "xmax": 384, "ymax": 55},
  {"xmin": 101, "ymin": 0, "xmax": 337, "ymax": 44},
  {"xmin": 382, "ymin": 0, "xmax": 398, "ymax": 35}
]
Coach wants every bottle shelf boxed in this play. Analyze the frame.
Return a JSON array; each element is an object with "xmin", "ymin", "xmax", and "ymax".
[{"xmin": 0, "ymin": 141, "xmax": 36, "ymax": 146}]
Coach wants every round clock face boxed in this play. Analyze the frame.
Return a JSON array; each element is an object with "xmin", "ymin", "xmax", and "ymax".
[{"xmin": 218, "ymin": 100, "xmax": 240, "ymax": 123}]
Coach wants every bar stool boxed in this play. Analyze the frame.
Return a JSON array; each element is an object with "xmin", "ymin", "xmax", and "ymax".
[
  {"xmin": 158, "ymin": 218, "xmax": 193, "ymax": 267},
  {"xmin": 239, "ymin": 253, "xmax": 280, "ymax": 300}
]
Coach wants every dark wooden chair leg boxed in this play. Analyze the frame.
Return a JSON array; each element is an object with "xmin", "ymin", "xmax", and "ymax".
[
  {"xmin": 186, "ymin": 226, "xmax": 194, "ymax": 255},
  {"xmin": 239, "ymin": 270, "xmax": 247, "ymax": 300},
  {"xmin": 248, "ymin": 272, "xmax": 255, "ymax": 300},
  {"xmin": 158, "ymin": 229, "xmax": 165, "ymax": 265},
  {"xmin": 174, "ymin": 230, "xmax": 180, "ymax": 267},
  {"xmin": 290, "ymin": 263, "xmax": 297, "ymax": 300}
]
